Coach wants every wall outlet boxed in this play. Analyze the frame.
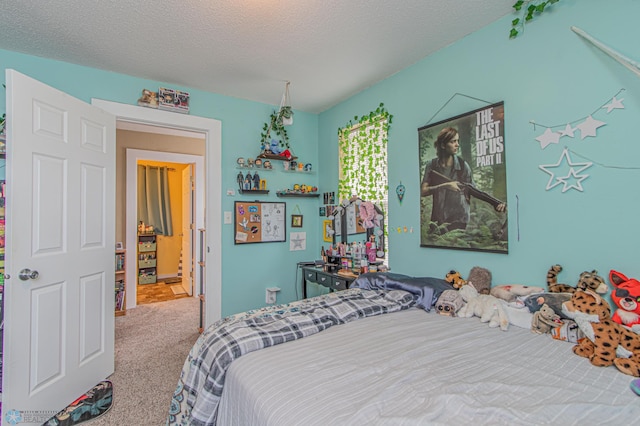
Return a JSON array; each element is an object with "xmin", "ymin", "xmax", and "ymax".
[{"xmin": 265, "ymin": 286, "xmax": 280, "ymax": 304}]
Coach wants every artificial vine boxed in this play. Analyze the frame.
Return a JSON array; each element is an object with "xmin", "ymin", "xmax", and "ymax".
[
  {"xmin": 510, "ymin": 0, "xmax": 560, "ymax": 38},
  {"xmin": 337, "ymin": 102, "xmax": 393, "ymax": 204},
  {"xmin": 260, "ymin": 110, "xmax": 290, "ymax": 154}
]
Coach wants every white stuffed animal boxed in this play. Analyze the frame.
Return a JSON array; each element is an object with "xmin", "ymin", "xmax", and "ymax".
[{"xmin": 458, "ymin": 283, "xmax": 510, "ymax": 331}]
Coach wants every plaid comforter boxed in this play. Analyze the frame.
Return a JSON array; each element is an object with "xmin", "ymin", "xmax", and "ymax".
[{"xmin": 166, "ymin": 288, "xmax": 416, "ymax": 426}]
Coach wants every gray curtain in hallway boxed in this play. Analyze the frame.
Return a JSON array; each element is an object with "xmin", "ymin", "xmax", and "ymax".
[{"xmin": 138, "ymin": 165, "xmax": 173, "ymax": 236}]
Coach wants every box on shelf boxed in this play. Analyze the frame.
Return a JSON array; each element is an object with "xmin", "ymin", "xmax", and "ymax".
[{"xmin": 158, "ymin": 87, "xmax": 190, "ymax": 114}]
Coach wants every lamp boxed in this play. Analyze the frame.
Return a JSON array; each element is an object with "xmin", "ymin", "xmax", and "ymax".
[{"xmin": 278, "ymin": 81, "xmax": 293, "ymax": 126}]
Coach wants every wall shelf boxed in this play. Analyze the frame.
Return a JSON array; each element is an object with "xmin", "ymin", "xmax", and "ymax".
[
  {"xmin": 239, "ymin": 189, "xmax": 269, "ymax": 195},
  {"xmin": 257, "ymin": 152, "xmax": 297, "ymax": 161},
  {"xmin": 276, "ymin": 192, "xmax": 320, "ymax": 198}
]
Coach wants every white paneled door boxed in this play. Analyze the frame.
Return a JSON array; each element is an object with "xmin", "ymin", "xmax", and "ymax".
[{"xmin": 2, "ymin": 70, "xmax": 115, "ymax": 425}]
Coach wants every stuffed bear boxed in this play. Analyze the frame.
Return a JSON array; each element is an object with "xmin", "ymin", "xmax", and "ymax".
[
  {"xmin": 609, "ymin": 270, "xmax": 640, "ymax": 332},
  {"xmin": 561, "ymin": 289, "xmax": 640, "ymax": 377},
  {"xmin": 531, "ymin": 303, "xmax": 563, "ymax": 334},
  {"xmin": 444, "ymin": 270, "xmax": 466, "ymax": 289},
  {"xmin": 546, "ymin": 264, "xmax": 608, "ymax": 294},
  {"xmin": 435, "ymin": 289, "xmax": 464, "ymax": 317},
  {"xmin": 458, "ymin": 283, "xmax": 509, "ymax": 331},
  {"xmin": 467, "ymin": 266, "xmax": 491, "ymax": 295}
]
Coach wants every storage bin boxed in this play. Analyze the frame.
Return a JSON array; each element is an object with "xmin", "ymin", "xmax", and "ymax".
[
  {"xmin": 138, "ymin": 259, "xmax": 157, "ymax": 268},
  {"xmin": 138, "ymin": 274, "xmax": 157, "ymax": 285},
  {"xmin": 138, "ymin": 242, "xmax": 156, "ymax": 252}
]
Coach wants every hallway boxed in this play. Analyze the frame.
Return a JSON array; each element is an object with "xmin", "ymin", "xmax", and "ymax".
[{"xmin": 137, "ymin": 280, "xmax": 189, "ymax": 305}]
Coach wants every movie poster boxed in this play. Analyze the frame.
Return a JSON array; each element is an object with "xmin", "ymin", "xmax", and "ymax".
[{"xmin": 418, "ymin": 102, "xmax": 508, "ymax": 253}]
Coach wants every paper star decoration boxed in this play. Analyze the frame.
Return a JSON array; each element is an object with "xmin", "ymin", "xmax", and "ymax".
[
  {"xmin": 539, "ymin": 148, "xmax": 593, "ymax": 192},
  {"xmin": 535, "ymin": 128, "xmax": 561, "ymax": 149},
  {"xmin": 602, "ymin": 96, "xmax": 625, "ymax": 113},
  {"xmin": 559, "ymin": 124, "xmax": 576, "ymax": 138},
  {"xmin": 576, "ymin": 115, "xmax": 606, "ymax": 139}
]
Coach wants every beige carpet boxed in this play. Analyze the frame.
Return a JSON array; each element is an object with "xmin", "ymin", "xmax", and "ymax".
[{"xmin": 90, "ymin": 296, "xmax": 200, "ymax": 426}]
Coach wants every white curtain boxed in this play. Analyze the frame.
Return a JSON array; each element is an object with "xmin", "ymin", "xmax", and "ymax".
[{"xmin": 138, "ymin": 165, "xmax": 173, "ymax": 236}]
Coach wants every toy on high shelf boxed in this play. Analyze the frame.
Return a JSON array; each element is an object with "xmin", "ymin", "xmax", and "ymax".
[{"xmin": 158, "ymin": 87, "xmax": 190, "ymax": 114}]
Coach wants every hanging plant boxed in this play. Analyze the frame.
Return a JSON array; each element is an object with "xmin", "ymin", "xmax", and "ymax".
[
  {"xmin": 510, "ymin": 0, "xmax": 560, "ymax": 39},
  {"xmin": 259, "ymin": 110, "xmax": 290, "ymax": 155}
]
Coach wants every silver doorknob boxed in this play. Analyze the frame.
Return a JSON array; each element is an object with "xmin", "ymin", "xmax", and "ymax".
[{"xmin": 19, "ymin": 269, "xmax": 39, "ymax": 281}]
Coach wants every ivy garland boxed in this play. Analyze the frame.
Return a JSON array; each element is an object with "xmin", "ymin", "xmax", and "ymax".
[
  {"xmin": 260, "ymin": 110, "xmax": 290, "ymax": 153},
  {"xmin": 337, "ymin": 102, "xmax": 393, "ymax": 204},
  {"xmin": 510, "ymin": 0, "xmax": 560, "ymax": 38}
]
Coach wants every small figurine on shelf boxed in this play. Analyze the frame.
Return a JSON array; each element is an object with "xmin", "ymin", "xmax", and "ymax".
[
  {"xmin": 270, "ymin": 139, "xmax": 283, "ymax": 155},
  {"xmin": 263, "ymin": 160, "xmax": 272, "ymax": 169},
  {"xmin": 137, "ymin": 89, "xmax": 158, "ymax": 108},
  {"xmin": 243, "ymin": 172, "xmax": 252, "ymax": 190},
  {"xmin": 237, "ymin": 171, "xmax": 245, "ymax": 190},
  {"xmin": 253, "ymin": 172, "xmax": 261, "ymax": 190}
]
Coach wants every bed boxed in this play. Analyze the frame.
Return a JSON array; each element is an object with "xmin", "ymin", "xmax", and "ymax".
[{"xmin": 167, "ymin": 274, "xmax": 640, "ymax": 425}]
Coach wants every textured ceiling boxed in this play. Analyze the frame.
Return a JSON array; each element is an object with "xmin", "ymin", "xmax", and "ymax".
[{"xmin": 1, "ymin": 0, "xmax": 513, "ymax": 113}]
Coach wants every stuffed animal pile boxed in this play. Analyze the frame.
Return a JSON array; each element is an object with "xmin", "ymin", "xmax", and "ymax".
[
  {"xmin": 546, "ymin": 264, "xmax": 607, "ymax": 294},
  {"xmin": 444, "ymin": 270, "xmax": 466, "ymax": 289},
  {"xmin": 458, "ymin": 283, "xmax": 509, "ymax": 331},
  {"xmin": 531, "ymin": 303, "xmax": 563, "ymax": 334},
  {"xmin": 609, "ymin": 270, "xmax": 640, "ymax": 331},
  {"xmin": 435, "ymin": 289, "xmax": 464, "ymax": 317},
  {"xmin": 562, "ymin": 289, "xmax": 640, "ymax": 377}
]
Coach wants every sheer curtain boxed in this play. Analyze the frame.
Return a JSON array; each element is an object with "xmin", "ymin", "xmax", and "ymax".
[{"xmin": 137, "ymin": 165, "xmax": 173, "ymax": 236}]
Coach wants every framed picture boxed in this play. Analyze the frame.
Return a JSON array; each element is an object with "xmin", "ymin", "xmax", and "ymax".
[
  {"xmin": 319, "ymin": 206, "xmax": 326, "ymax": 216},
  {"xmin": 323, "ymin": 219, "xmax": 334, "ymax": 243},
  {"xmin": 115, "ymin": 242, "xmax": 123, "ymax": 250},
  {"xmin": 291, "ymin": 214, "xmax": 303, "ymax": 228},
  {"xmin": 418, "ymin": 101, "xmax": 508, "ymax": 254}
]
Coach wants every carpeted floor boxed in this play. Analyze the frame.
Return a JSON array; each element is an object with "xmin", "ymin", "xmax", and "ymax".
[{"xmin": 90, "ymin": 296, "xmax": 200, "ymax": 425}]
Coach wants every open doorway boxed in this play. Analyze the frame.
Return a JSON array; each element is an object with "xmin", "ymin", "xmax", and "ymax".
[
  {"xmin": 135, "ymin": 157, "xmax": 199, "ymax": 305},
  {"xmin": 92, "ymin": 97, "xmax": 223, "ymax": 328},
  {"xmin": 125, "ymin": 146, "xmax": 205, "ymax": 309}
]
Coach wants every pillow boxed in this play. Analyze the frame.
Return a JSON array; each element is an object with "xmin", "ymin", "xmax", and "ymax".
[
  {"xmin": 503, "ymin": 304, "xmax": 534, "ymax": 329},
  {"xmin": 490, "ymin": 284, "xmax": 545, "ymax": 303},
  {"xmin": 523, "ymin": 292, "xmax": 572, "ymax": 319}
]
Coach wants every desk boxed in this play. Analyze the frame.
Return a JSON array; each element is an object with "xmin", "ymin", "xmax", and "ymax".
[{"xmin": 301, "ymin": 266, "xmax": 357, "ymax": 299}]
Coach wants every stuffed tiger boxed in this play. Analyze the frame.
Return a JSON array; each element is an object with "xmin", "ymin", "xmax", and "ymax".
[{"xmin": 546, "ymin": 264, "xmax": 608, "ymax": 294}]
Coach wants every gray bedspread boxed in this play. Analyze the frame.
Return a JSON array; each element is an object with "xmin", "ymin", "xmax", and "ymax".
[{"xmin": 166, "ymin": 288, "xmax": 415, "ymax": 426}]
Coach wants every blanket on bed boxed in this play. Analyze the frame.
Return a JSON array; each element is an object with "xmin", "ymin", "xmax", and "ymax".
[
  {"xmin": 166, "ymin": 288, "xmax": 415, "ymax": 426},
  {"xmin": 352, "ymin": 272, "xmax": 452, "ymax": 310}
]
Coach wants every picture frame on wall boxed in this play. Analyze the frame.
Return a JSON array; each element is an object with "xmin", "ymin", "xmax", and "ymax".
[
  {"xmin": 322, "ymin": 219, "xmax": 334, "ymax": 243},
  {"xmin": 291, "ymin": 214, "xmax": 303, "ymax": 228},
  {"xmin": 418, "ymin": 101, "xmax": 508, "ymax": 254}
]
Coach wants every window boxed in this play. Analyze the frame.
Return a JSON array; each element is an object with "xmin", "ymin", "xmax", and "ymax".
[{"xmin": 338, "ymin": 104, "xmax": 392, "ymax": 255}]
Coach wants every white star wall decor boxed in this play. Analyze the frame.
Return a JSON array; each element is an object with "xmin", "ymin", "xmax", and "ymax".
[
  {"xmin": 560, "ymin": 124, "xmax": 576, "ymax": 138},
  {"xmin": 602, "ymin": 96, "xmax": 625, "ymax": 113},
  {"xmin": 539, "ymin": 148, "xmax": 593, "ymax": 193},
  {"xmin": 576, "ymin": 115, "xmax": 606, "ymax": 139},
  {"xmin": 535, "ymin": 128, "xmax": 561, "ymax": 149},
  {"xmin": 531, "ymin": 89, "xmax": 624, "ymax": 149}
]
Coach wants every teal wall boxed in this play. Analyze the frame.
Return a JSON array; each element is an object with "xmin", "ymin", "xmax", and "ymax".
[
  {"xmin": 0, "ymin": 50, "xmax": 321, "ymax": 316},
  {"xmin": 319, "ymin": 0, "xmax": 640, "ymax": 296},
  {"xmin": 2, "ymin": 0, "xmax": 639, "ymax": 315}
]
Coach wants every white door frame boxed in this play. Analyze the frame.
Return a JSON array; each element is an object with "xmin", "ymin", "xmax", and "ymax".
[
  {"xmin": 127, "ymin": 149, "xmax": 203, "ymax": 306},
  {"xmin": 91, "ymin": 99, "xmax": 222, "ymax": 326}
]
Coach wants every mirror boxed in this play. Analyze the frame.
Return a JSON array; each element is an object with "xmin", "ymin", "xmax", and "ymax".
[{"xmin": 327, "ymin": 197, "xmax": 385, "ymax": 262}]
